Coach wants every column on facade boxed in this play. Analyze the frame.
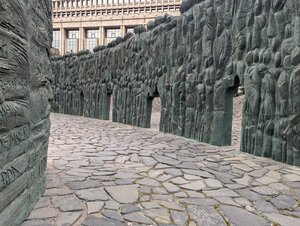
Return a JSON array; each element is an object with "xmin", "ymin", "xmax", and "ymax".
[
  {"xmin": 99, "ymin": 26, "xmax": 105, "ymax": 45},
  {"xmin": 79, "ymin": 27, "xmax": 85, "ymax": 51},
  {"xmin": 120, "ymin": 25, "xmax": 126, "ymax": 37},
  {"xmin": 60, "ymin": 28, "xmax": 66, "ymax": 55}
]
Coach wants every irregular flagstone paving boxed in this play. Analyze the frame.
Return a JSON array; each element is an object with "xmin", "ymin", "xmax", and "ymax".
[{"xmin": 23, "ymin": 113, "xmax": 300, "ymax": 226}]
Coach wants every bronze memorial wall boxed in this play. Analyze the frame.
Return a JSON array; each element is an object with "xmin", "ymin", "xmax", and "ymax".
[
  {"xmin": 0, "ymin": 0, "xmax": 52, "ymax": 224},
  {"xmin": 52, "ymin": 0, "xmax": 300, "ymax": 166}
]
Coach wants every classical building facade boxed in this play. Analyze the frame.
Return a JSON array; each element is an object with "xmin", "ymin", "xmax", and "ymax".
[{"xmin": 52, "ymin": 0, "xmax": 182, "ymax": 55}]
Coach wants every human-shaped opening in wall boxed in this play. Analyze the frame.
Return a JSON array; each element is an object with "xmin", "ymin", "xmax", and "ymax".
[
  {"xmin": 145, "ymin": 86, "xmax": 161, "ymax": 129},
  {"xmin": 80, "ymin": 91, "xmax": 84, "ymax": 116}
]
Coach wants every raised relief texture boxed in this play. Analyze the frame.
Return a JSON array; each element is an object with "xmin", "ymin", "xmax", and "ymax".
[
  {"xmin": 0, "ymin": 0, "xmax": 52, "ymax": 225},
  {"xmin": 52, "ymin": 0, "xmax": 300, "ymax": 166}
]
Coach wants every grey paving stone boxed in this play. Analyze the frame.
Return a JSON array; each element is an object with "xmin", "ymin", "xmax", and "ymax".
[
  {"xmin": 44, "ymin": 187, "xmax": 73, "ymax": 196},
  {"xmin": 93, "ymin": 171, "xmax": 116, "ymax": 176},
  {"xmin": 164, "ymin": 168, "xmax": 183, "ymax": 176},
  {"xmin": 233, "ymin": 197, "xmax": 252, "ymax": 207},
  {"xmin": 214, "ymin": 197, "xmax": 240, "ymax": 207},
  {"xmin": 225, "ymin": 183, "xmax": 247, "ymax": 190},
  {"xmin": 220, "ymin": 205, "xmax": 269, "ymax": 226},
  {"xmin": 27, "ymin": 207, "xmax": 58, "ymax": 220},
  {"xmin": 153, "ymin": 187, "xmax": 168, "ymax": 194},
  {"xmin": 82, "ymin": 216, "xmax": 124, "ymax": 226},
  {"xmin": 163, "ymin": 182, "xmax": 180, "ymax": 193},
  {"xmin": 158, "ymin": 224, "xmax": 176, "ymax": 226},
  {"xmin": 141, "ymin": 201, "xmax": 161, "ymax": 209},
  {"xmin": 256, "ymin": 176, "xmax": 278, "ymax": 184},
  {"xmin": 121, "ymin": 205, "xmax": 141, "ymax": 214},
  {"xmin": 248, "ymin": 169, "xmax": 268, "ymax": 178},
  {"xmin": 139, "ymin": 186, "xmax": 152, "ymax": 194},
  {"xmin": 283, "ymin": 174, "xmax": 300, "ymax": 182},
  {"xmin": 148, "ymin": 170, "xmax": 164, "ymax": 178},
  {"xmin": 141, "ymin": 157, "xmax": 158, "ymax": 166},
  {"xmin": 264, "ymin": 213, "xmax": 300, "ymax": 226},
  {"xmin": 187, "ymin": 205, "xmax": 226, "ymax": 226},
  {"xmin": 188, "ymin": 221, "xmax": 197, "ymax": 226},
  {"xmin": 155, "ymin": 163, "xmax": 173, "ymax": 169},
  {"xmin": 105, "ymin": 185, "xmax": 139, "ymax": 204},
  {"xmin": 152, "ymin": 155, "xmax": 181, "ymax": 166},
  {"xmin": 87, "ymin": 201, "xmax": 104, "ymax": 214},
  {"xmin": 183, "ymin": 174, "xmax": 202, "ymax": 180},
  {"xmin": 205, "ymin": 179, "xmax": 223, "ymax": 188},
  {"xmin": 236, "ymin": 189, "xmax": 263, "ymax": 201},
  {"xmin": 172, "ymin": 192, "xmax": 186, "ymax": 199},
  {"xmin": 66, "ymin": 180, "xmax": 101, "ymax": 190},
  {"xmin": 159, "ymin": 200, "xmax": 184, "ymax": 211},
  {"xmin": 170, "ymin": 210, "xmax": 188, "ymax": 226},
  {"xmin": 21, "ymin": 220, "xmax": 54, "ymax": 226},
  {"xmin": 269, "ymin": 182, "xmax": 290, "ymax": 191},
  {"xmin": 250, "ymin": 186, "xmax": 279, "ymax": 196},
  {"xmin": 124, "ymin": 212, "xmax": 155, "ymax": 224},
  {"xmin": 179, "ymin": 180, "xmax": 206, "ymax": 191},
  {"xmin": 233, "ymin": 174, "xmax": 251, "ymax": 186},
  {"xmin": 115, "ymin": 179, "xmax": 135, "ymax": 185},
  {"xmin": 56, "ymin": 212, "xmax": 82, "ymax": 226},
  {"xmin": 203, "ymin": 188, "xmax": 239, "ymax": 197},
  {"xmin": 185, "ymin": 191, "xmax": 205, "ymax": 198},
  {"xmin": 143, "ymin": 208, "xmax": 171, "ymax": 224},
  {"xmin": 182, "ymin": 169, "xmax": 214, "ymax": 178},
  {"xmin": 231, "ymin": 164, "xmax": 253, "ymax": 172},
  {"xmin": 170, "ymin": 177, "xmax": 189, "ymax": 185},
  {"xmin": 105, "ymin": 200, "xmax": 121, "ymax": 210},
  {"xmin": 270, "ymin": 195, "xmax": 297, "ymax": 210},
  {"xmin": 52, "ymin": 195, "xmax": 84, "ymax": 212},
  {"xmin": 76, "ymin": 188, "xmax": 110, "ymax": 201},
  {"xmin": 177, "ymin": 162, "xmax": 199, "ymax": 169},
  {"xmin": 157, "ymin": 174, "xmax": 173, "ymax": 182},
  {"xmin": 254, "ymin": 200, "xmax": 279, "ymax": 213},
  {"xmin": 102, "ymin": 210, "xmax": 124, "ymax": 222},
  {"xmin": 180, "ymin": 198, "xmax": 218, "ymax": 206},
  {"xmin": 136, "ymin": 178, "xmax": 160, "ymax": 187},
  {"xmin": 113, "ymin": 171, "xmax": 142, "ymax": 179},
  {"xmin": 33, "ymin": 197, "xmax": 51, "ymax": 209}
]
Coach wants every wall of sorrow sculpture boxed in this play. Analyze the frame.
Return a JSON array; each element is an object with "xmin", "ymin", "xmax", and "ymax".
[
  {"xmin": 51, "ymin": 0, "xmax": 300, "ymax": 166},
  {"xmin": 0, "ymin": 0, "xmax": 52, "ymax": 224}
]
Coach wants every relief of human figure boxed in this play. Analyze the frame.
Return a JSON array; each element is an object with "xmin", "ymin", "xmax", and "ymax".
[
  {"xmin": 256, "ymin": 50, "xmax": 277, "ymax": 157},
  {"xmin": 233, "ymin": 0, "xmax": 253, "ymax": 33},
  {"xmin": 199, "ymin": 57, "xmax": 214, "ymax": 143},
  {"xmin": 202, "ymin": 1, "xmax": 216, "ymax": 59},
  {"xmin": 242, "ymin": 50, "xmax": 261, "ymax": 153},
  {"xmin": 180, "ymin": 80, "xmax": 193, "ymax": 138},
  {"xmin": 252, "ymin": 0, "xmax": 267, "ymax": 49},
  {"xmin": 194, "ymin": 83, "xmax": 205, "ymax": 141},
  {"xmin": 213, "ymin": 12, "xmax": 232, "ymax": 81},
  {"xmin": 273, "ymin": 0, "xmax": 287, "ymax": 41},
  {"xmin": 171, "ymin": 81, "xmax": 181, "ymax": 135},
  {"xmin": 235, "ymin": 35, "xmax": 247, "ymax": 83}
]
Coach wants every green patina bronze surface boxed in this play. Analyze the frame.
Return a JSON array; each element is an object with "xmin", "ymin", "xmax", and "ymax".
[{"xmin": 0, "ymin": 0, "xmax": 52, "ymax": 225}]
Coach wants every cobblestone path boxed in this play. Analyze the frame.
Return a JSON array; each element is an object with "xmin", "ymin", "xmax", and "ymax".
[{"xmin": 23, "ymin": 113, "xmax": 300, "ymax": 226}]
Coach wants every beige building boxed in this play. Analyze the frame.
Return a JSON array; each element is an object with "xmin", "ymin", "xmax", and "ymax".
[{"xmin": 52, "ymin": 0, "xmax": 182, "ymax": 55}]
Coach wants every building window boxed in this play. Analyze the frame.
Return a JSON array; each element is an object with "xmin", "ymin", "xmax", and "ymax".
[
  {"xmin": 52, "ymin": 30, "xmax": 61, "ymax": 50},
  {"xmin": 66, "ymin": 30, "xmax": 79, "ymax": 53},
  {"xmin": 126, "ymin": 27, "xmax": 135, "ymax": 34},
  {"xmin": 86, "ymin": 29, "xmax": 99, "ymax": 52},
  {"xmin": 105, "ymin": 28, "xmax": 120, "ymax": 44}
]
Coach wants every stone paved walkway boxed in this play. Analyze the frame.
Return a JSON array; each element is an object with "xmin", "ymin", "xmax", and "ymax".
[{"xmin": 23, "ymin": 113, "xmax": 300, "ymax": 226}]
